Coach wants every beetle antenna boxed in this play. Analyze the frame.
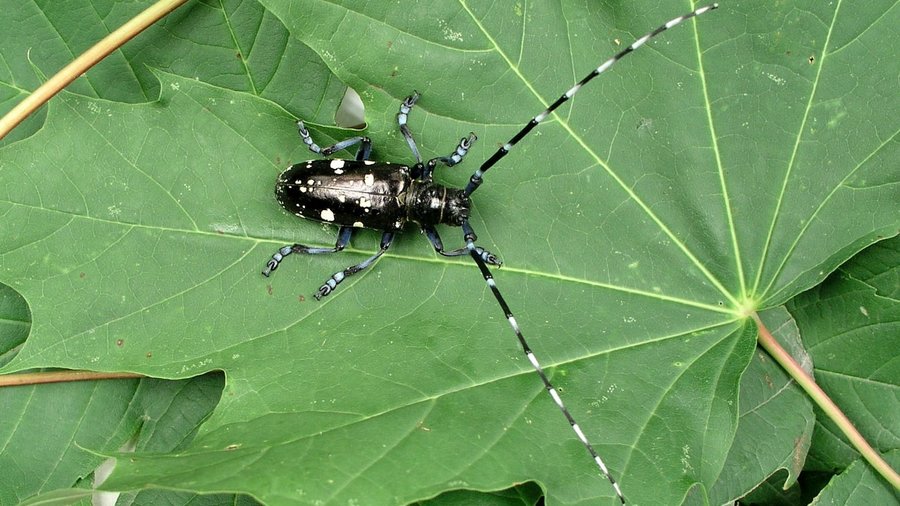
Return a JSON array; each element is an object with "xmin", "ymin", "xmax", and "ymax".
[
  {"xmin": 464, "ymin": 3, "xmax": 719, "ymax": 196},
  {"xmin": 464, "ymin": 236, "xmax": 626, "ymax": 504}
]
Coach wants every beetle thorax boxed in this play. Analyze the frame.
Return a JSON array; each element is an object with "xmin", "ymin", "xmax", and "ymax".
[{"xmin": 406, "ymin": 181, "xmax": 469, "ymax": 227}]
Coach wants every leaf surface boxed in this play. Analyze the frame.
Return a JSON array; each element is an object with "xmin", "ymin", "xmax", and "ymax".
[
  {"xmin": 0, "ymin": 1, "xmax": 897, "ymax": 504},
  {"xmin": 788, "ymin": 236, "xmax": 900, "ymax": 471}
]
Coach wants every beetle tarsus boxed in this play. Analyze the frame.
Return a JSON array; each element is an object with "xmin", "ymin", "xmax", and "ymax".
[
  {"xmin": 262, "ymin": 246, "xmax": 295, "ymax": 277},
  {"xmin": 475, "ymin": 247, "xmax": 502, "ymax": 267},
  {"xmin": 314, "ymin": 285, "xmax": 331, "ymax": 300}
]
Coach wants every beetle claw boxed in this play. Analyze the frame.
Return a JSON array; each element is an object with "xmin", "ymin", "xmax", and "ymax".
[
  {"xmin": 475, "ymin": 247, "xmax": 502, "ymax": 267},
  {"xmin": 314, "ymin": 285, "xmax": 331, "ymax": 300}
]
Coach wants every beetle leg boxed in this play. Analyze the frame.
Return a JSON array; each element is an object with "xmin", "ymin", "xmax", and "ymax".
[
  {"xmin": 354, "ymin": 137, "xmax": 373, "ymax": 161},
  {"xmin": 262, "ymin": 226, "xmax": 353, "ymax": 277},
  {"xmin": 422, "ymin": 226, "xmax": 501, "ymax": 267},
  {"xmin": 297, "ymin": 121, "xmax": 371, "ymax": 158},
  {"xmin": 397, "ymin": 92, "xmax": 422, "ymax": 164},
  {"xmin": 315, "ymin": 232, "xmax": 395, "ymax": 300},
  {"xmin": 422, "ymin": 132, "xmax": 478, "ymax": 181}
]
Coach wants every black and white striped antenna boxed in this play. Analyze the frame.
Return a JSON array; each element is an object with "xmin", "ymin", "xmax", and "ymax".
[
  {"xmin": 461, "ymin": 5, "xmax": 719, "ymax": 503},
  {"xmin": 464, "ymin": 3, "xmax": 719, "ymax": 196}
]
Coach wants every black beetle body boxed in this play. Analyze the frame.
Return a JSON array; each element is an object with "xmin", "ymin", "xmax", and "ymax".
[
  {"xmin": 262, "ymin": 103, "xmax": 498, "ymax": 296},
  {"xmin": 275, "ymin": 159, "xmax": 471, "ymax": 232}
]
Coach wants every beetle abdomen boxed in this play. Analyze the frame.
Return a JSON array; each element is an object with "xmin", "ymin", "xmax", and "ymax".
[{"xmin": 275, "ymin": 159, "xmax": 411, "ymax": 231}]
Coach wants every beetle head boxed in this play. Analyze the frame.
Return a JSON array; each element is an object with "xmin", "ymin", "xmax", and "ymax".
[{"xmin": 409, "ymin": 184, "xmax": 470, "ymax": 227}]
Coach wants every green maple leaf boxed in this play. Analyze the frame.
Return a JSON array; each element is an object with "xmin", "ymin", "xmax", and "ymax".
[{"xmin": 1, "ymin": 1, "xmax": 896, "ymax": 505}]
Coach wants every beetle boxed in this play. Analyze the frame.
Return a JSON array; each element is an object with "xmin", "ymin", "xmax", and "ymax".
[
  {"xmin": 262, "ymin": 93, "xmax": 499, "ymax": 300},
  {"xmin": 262, "ymin": 5, "xmax": 718, "ymax": 503}
]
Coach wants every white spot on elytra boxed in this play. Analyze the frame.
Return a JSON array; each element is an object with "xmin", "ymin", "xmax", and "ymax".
[
  {"xmin": 353, "ymin": 221, "xmax": 364, "ymax": 228},
  {"xmin": 330, "ymin": 159, "xmax": 345, "ymax": 169},
  {"xmin": 363, "ymin": 160, "xmax": 375, "ymax": 165},
  {"xmin": 337, "ymin": 195, "xmax": 346, "ymax": 202},
  {"xmin": 307, "ymin": 179, "xmax": 314, "ymax": 185},
  {"xmin": 364, "ymin": 174, "xmax": 375, "ymax": 186},
  {"xmin": 359, "ymin": 197, "xmax": 371, "ymax": 208},
  {"xmin": 320, "ymin": 209, "xmax": 335, "ymax": 221}
]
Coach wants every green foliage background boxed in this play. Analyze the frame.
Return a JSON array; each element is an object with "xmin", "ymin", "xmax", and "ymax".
[{"xmin": 0, "ymin": 1, "xmax": 897, "ymax": 505}]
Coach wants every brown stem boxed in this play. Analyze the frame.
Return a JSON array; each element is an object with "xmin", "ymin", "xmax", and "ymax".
[
  {"xmin": 0, "ymin": 0, "xmax": 189, "ymax": 140},
  {"xmin": 0, "ymin": 370, "xmax": 143, "ymax": 387},
  {"xmin": 753, "ymin": 312, "xmax": 900, "ymax": 489}
]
